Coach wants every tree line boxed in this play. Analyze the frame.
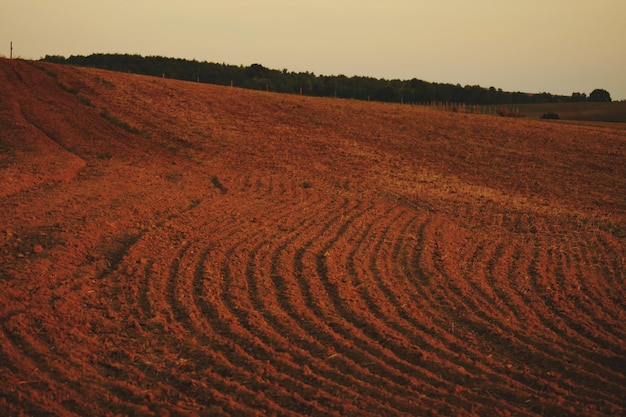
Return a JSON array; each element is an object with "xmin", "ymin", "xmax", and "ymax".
[{"xmin": 41, "ymin": 54, "xmax": 611, "ymax": 105}]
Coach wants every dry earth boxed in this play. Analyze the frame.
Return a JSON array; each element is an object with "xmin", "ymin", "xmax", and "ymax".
[{"xmin": 1, "ymin": 58, "xmax": 625, "ymax": 416}]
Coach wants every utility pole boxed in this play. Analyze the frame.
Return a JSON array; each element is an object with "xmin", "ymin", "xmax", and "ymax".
[{"xmin": 10, "ymin": 41, "xmax": 13, "ymax": 59}]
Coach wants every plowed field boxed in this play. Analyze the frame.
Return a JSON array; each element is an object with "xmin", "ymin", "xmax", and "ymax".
[{"xmin": 1, "ymin": 58, "xmax": 625, "ymax": 416}]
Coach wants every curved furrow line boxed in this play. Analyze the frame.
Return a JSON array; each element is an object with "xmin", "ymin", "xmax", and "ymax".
[
  {"xmin": 546, "ymin": 234, "xmax": 625, "ymax": 352},
  {"xmin": 475, "ymin": 241, "xmax": 526, "ymax": 322},
  {"xmin": 372, "ymin": 210, "xmax": 597, "ymax": 415},
  {"xmin": 344, "ymin": 211, "xmax": 529, "ymax": 415},
  {"xmin": 335, "ymin": 208, "xmax": 479, "ymax": 386},
  {"xmin": 160, "ymin": 241, "xmax": 298, "ymax": 415},
  {"xmin": 395, "ymin": 215, "xmax": 488, "ymax": 352},
  {"xmin": 363, "ymin": 212, "xmax": 549, "ymax": 415},
  {"xmin": 0, "ymin": 328, "xmax": 78, "ymax": 417},
  {"xmin": 197, "ymin": 183, "xmax": 612, "ymax": 416},
  {"xmin": 217, "ymin": 220, "xmax": 372, "ymax": 417},
  {"xmin": 406, "ymin": 218, "xmax": 585, "ymax": 413},
  {"xmin": 523, "ymin": 231, "xmax": 625, "ymax": 367},
  {"xmin": 242, "ymin": 241, "xmax": 403, "ymax": 416},
  {"xmin": 379, "ymin": 213, "xmax": 487, "ymax": 335},
  {"xmin": 110, "ymin": 188, "xmax": 308, "ymax": 412},
  {"xmin": 0, "ymin": 312, "xmax": 117, "ymax": 416},
  {"xmin": 415, "ymin": 218, "xmax": 527, "ymax": 327},
  {"xmin": 451, "ymin": 235, "xmax": 587, "ymax": 358},
  {"xmin": 105, "ymin": 222, "xmax": 271, "ymax": 416},
  {"xmin": 167, "ymin": 186, "xmax": 354, "ymax": 415},
  {"xmin": 488, "ymin": 252, "xmax": 618, "ymax": 412},
  {"xmin": 0, "ymin": 273, "xmax": 182, "ymax": 417},
  {"xmin": 312, "ymin": 205, "xmax": 460, "ymax": 408},
  {"xmin": 393, "ymin": 217, "xmax": 613, "ymax": 414},
  {"xmin": 430, "ymin": 233, "xmax": 534, "ymax": 339},
  {"xmin": 477, "ymin": 236, "xmax": 623, "ymax": 400},
  {"xmin": 489, "ymin": 237, "xmax": 626, "ymax": 409},
  {"xmin": 111, "ymin": 204, "xmax": 296, "ymax": 417},
  {"xmin": 324, "ymin": 206, "xmax": 430, "ymax": 355},
  {"xmin": 597, "ymin": 232, "xmax": 626, "ymax": 289},
  {"xmin": 132, "ymin": 174, "xmax": 312, "ymax": 321},
  {"xmin": 233, "ymin": 202, "xmax": 425, "ymax": 416},
  {"xmin": 500, "ymin": 240, "xmax": 550, "ymax": 321},
  {"xmin": 261, "ymin": 217, "xmax": 444, "ymax": 415},
  {"xmin": 264, "ymin": 198, "xmax": 459, "ymax": 412},
  {"xmin": 407, "ymin": 215, "xmax": 440, "ymax": 290},
  {"xmin": 576, "ymin": 234, "xmax": 626, "ymax": 319},
  {"xmin": 573, "ymin": 232, "xmax": 626, "ymax": 337},
  {"xmin": 558, "ymin": 235, "xmax": 626, "ymax": 381},
  {"xmin": 460, "ymin": 240, "xmax": 520, "ymax": 324},
  {"xmin": 158, "ymin": 191, "xmax": 402, "ymax": 412},
  {"xmin": 126, "ymin": 259, "xmax": 206, "ymax": 407},
  {"xmin": 115, "ymin": 244, "xmax": 242, "ymax": 414},
  {"xmin": 137, "ymin": 259, "xmax": 156, "ymax": 320},
  {"xmin": 344, "ymin": 209, "xmax": 428, "ymax": 337},
  {"xmin": 439, "ymin": 242, "xmax": 623, "ymax": 410},
  {"xmin": 526, "ymin": 231, "xmax": 607, "ymax": 346},
  {"xmin": 400, "ymin": 214, "xmax": 490, "ymax": 336},
  {"xmin": 299, "ymin": 202, "xmax": 480, "ymax": 409},
  {"xmin": 395, "ymin": 226, "xmax": 578, "ymax": 417},
  {"xmin": 213, "ymin": 240, "xmax": 391, "ymax": 417},
  {"xmin": 202, "ymin": 197, "xmax": 436, "ymax": 412},
  {"xmin": 260, "ymin": 247, "xmax": 426, "ymax": 413},
  {"xmin": 306, "ymin": 207, "xmax": 421, "ymax": 374},
  {"xmin": 0, "ymin": 342, "xmax": 46, "ymax": 417}
]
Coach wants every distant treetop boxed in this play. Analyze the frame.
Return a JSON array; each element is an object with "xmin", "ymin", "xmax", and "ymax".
[
  {"xmin": 41, "ymin": 53, "xmax": 598, "ymax": 106},
  {"xmin": 588, "ymin": 89, "xmax": 612, "ymax": 102}
]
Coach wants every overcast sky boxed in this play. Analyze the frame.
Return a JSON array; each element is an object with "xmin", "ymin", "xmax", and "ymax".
[{"xmin": 2, "ymin": 1, "xmax": 625, "ymax": 100}]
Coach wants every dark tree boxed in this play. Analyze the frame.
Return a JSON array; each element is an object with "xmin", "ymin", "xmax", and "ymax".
[
  {"xmin": 372, "ymin": 85, "xmax": 398, "ymax": 102},
  {"xmin": 589, "ymin": 89, "xmax": 612, "ymax": 102},
  {"xmin": 42, "ymin": 55, "xmax": 66, "ymax": 64},
  {"xmin": 40, "ymin": 53, "xmax": 572, "ymax": 105},
  {"xmin": 245, "ymin": 63, "xmax": 270, "ymax": 78}
]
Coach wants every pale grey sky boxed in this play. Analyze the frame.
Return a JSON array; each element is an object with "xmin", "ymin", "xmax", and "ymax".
[{"xmin": 2, "ymin": 1, "xmax": 625, "ymax": 99}]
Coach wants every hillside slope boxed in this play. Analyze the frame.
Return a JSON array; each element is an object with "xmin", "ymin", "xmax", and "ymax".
[{"xmin": 1, "ymin": 58, "xmax": 625, "ymax": 416}]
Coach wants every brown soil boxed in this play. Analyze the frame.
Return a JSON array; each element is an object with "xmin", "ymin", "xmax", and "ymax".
[{"xmin": 1, "ymin": 58, "xmax": 625, "ymax": 416}]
